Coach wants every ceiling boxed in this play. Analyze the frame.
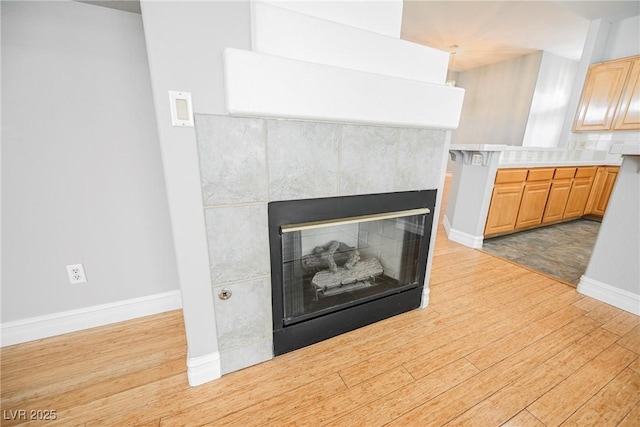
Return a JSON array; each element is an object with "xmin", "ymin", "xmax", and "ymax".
[
  {"xmin": 78, "ymin": 1, "xmax": 141, "ymax": 14},
  {"xmin": 401, "ymin": 0, "xmax": 640, "ymax": 71},
  {"xmin": 80, "ymin": 0, "xmax": 639, "ymax": 72}
]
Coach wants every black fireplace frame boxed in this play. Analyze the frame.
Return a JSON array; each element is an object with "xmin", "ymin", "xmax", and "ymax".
[{"xmin": 268, "ymin": 190, "xmax": 437, "ymax": 356}]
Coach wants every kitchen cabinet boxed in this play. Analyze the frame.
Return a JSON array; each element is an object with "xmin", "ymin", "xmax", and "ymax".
[
  {"xmin": 563, "ymin": 167, "xmax": 596, "ymax": 219},
  {"xmin": 515, "ymin": 168, "xmax": 553, "ymax": 229},
  {"xmin": 613, "ymin": 58, "xmax": 640, "ymax": 130},
  {"xmin": 585, "ymin": 166, "xmax": 619, "ymax": 217},
  {"xmin": 484, "ymin": 165, "xmax": 613, "ymax": 238},
  {"xmin": 574, "ymin": 55, "xmax": 640, "ymax": 131},
  {"xmin": 563, "ymin": 178, "xmax": 594, "ymax": 218},
  {"xmin": 542, "ymin": 167, "xmax": 576, "ymax": 224},
  {"xmin": 484, "ymin": 169, "xmax": 526, "ymax": 236}
]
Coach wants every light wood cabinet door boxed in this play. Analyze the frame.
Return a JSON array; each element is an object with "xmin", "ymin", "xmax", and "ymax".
[
  {"xmin": 485, "ymin": 183, "xmax": 525, "ymax": 236},
  {"xmin": 613, "ymin": 58, "xmax": 640, "ymax": 130},
  {"xmin": 563, "ymin": 177, "xmax": 594, "ymax": 219},
  {"xmin": 592, "ymin": 167, "xmax": 619, "ymax": 216},
  {"xmin": 574, "ymin": 58, "xmax": 632, "ymax": 131},
  {"xmin": 583, "ymin": 167, "xmax": 603, "ymax": 216},
  {"xmin": 516, "ymin": 182, "xmax": 552, "ymax": 229},
  {"xmin": 542, "ymin": 180, "xmax": 572, "ymax": 224}
]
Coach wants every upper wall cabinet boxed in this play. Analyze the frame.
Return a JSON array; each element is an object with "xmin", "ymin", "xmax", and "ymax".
[
  {"xmin": 613, "ymin": 57, "xmax": 640, "ymax": 130},
  {"xmin": 573, "ymin": 55, "xmax": 640, "ymax": 131}
]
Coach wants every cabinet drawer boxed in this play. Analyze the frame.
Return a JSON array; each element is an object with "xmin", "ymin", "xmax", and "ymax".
[
  {"xmin": 527, "ymin": 168, "xmax": 554, "ymax": 181},
  {"xmin": 495, "ymin": 169, "xmax": 527, "ymax": 184},
  {"xmin": 575, "ymin": 167, "xmax": 597, "ymax": 178},
  {"xmin": 553, "ymin": 167, "xmax": 576, "ymax": 180}
]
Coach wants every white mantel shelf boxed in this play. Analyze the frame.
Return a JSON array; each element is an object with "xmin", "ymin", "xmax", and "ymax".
[
  {"xmin": 224, "ymin": 48, "xmax": 464, "ymax": 130},
  {"xmin": 224, "ymin": 1, "xmax": 464, "ymax": 130}
]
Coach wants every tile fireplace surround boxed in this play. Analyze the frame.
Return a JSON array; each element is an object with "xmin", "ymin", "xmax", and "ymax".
[{"xmin": 195, "ymin": 114, "xmax": 448, "ymax": 374}]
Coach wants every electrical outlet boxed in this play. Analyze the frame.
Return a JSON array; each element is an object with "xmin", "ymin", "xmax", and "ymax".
[{"xmin": 66, "ymin": 264, "xmax": 87, "ymax": 284}]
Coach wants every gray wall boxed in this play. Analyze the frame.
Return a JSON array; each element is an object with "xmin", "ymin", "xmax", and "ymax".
[
  {"xmin": 452, "ymin": 15, "xmax": 639, "ymax": 152},
  {"xmin": 584, "ymin": 156, "xmax": 640, "ymax": 293},
  {"xmin": 1, "ymin": 1, "xmax": 178, "ymax": 322},
  {"xmin": 140, "ymin": 0, "xmax": 252, "ymax": 369},
  {"xmin": 602, "ymin": 15, "xmax": 640, "ymax": 61},
  {"xmin": 451, "ymin": 52, "xmax": 542, "ymax": 146},
  {"xmin": 522, "ymin": 51, "xmax": 578, "ymax": 148},
  {"xmin": 571, "ymin": 14, "xmax": 640, "ymax": 300}
]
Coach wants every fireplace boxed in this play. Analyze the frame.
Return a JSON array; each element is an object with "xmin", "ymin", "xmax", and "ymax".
[
  {"xmin": 269, "ymin": 190, "xmax": 436, "ymax": 355},
  {"xmin": 193, "ymin": 114, "xmax": 448, "ymax": 376},
  {"xmin": 142, "ymin": 0, "xmax": 464, "ymax": 385}
]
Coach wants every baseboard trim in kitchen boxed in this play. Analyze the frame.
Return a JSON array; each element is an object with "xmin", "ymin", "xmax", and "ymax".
[
  {"xmin": 443, "ymin": 216, "xmax": 484, "ymax": 249},
  {"xmin": 0, "ymin": 290, "xmax": 183, "ymax": 347},
  {"xmin": 577, "ymin": 276, "xmax": 640, "ymax": 316}
]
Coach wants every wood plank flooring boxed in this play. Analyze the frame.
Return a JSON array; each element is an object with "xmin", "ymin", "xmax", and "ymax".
[{"xmin": 2, "ymin": 179, "xmax": 639, "ymax": 426}]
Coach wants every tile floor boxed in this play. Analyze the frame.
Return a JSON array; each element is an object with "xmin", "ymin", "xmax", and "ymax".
[{"xmin": 481, "ymin": 219, "xmax": 601, "ymax": 285}]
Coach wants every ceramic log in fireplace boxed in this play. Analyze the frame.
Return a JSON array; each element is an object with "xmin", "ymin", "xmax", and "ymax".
[{"xmin": 268, "ymin": 190, "xmax": 436, "ymax": 355}]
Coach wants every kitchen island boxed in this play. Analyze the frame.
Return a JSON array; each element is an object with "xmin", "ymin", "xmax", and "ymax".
[{"xmin": 444, "ymin": 144, "xmax": 622, "ymax": 248}]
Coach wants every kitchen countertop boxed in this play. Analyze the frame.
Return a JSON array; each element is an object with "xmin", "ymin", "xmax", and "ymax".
[
  {"xmin": 621, "ymin": 142, "xmax": 640, "ymax": 155},
  {"xmin": 498, "ymin": 160, "xmax": 622, "ymax": 168},
  {"xmin": 448, "ymin": 144, "xmax": 623, "ymax": 168},
  {"xmin": 449, "ymin": 144, "xmax": 508, "ymax": 151}
]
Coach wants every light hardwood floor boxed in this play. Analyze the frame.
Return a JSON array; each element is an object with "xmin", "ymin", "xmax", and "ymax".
[{"xmin": 2, "ymin": 182, "xmax": 639, "ymax": 426}]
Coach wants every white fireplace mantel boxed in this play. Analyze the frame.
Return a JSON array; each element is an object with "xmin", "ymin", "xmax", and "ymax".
[
  {"xmin": 224, "ymin": 1, "xmax": 464, "ymax": 130},
  {"xmin": 224, "ymin": 48, "xmax": 465, "ymax": 129}
]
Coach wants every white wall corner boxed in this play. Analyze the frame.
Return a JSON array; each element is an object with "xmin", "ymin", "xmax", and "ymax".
[
  {"xmin": 443, "ymin": 216, "xmax": 484, "ymax": 249},
  {"xmin": 259, "ymin": 0, "xmax": 404, "ymax": 38},
  {"xmin": 577, "ymin": 275, "xmax": 640, "ymax": 316},
  {"xmin": 1, "ymin": 291, "xmax": 183, "ymax": 347},
  {"xmin": 187, "ymin": 351, "xmax": 222, "ymax": 386}
]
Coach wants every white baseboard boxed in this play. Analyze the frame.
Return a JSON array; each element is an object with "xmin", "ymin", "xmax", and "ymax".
[
  {"xmin": 187, "ymin": 351, "xmax": 222, "ymax": 386},
  {"xmin": 443, "ymin": 216, "xmax": 484, "ymax": 249},
  {"xmin": 442, "ymin": 215, "xmax": 452, "ymax": 235},
  {"xmin": 1, "ymin": 290, "xmax": 183, "ymax": 347},
  {"xmin": 420, "ymin": 285, "xmax": 430, "ymax": 309},
  {"xmin": 577, "ymin": 276, "xmax": 640, "ymax": 316}
]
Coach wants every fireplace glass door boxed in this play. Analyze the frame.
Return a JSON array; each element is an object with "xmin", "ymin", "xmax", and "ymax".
[
  {"xmin": 280, "ymin": 209, "xmax": 428, "ymax": 325},
  {"xmin": 269, "ymin": 190, "xmax": 436, "ymax": 355}
]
